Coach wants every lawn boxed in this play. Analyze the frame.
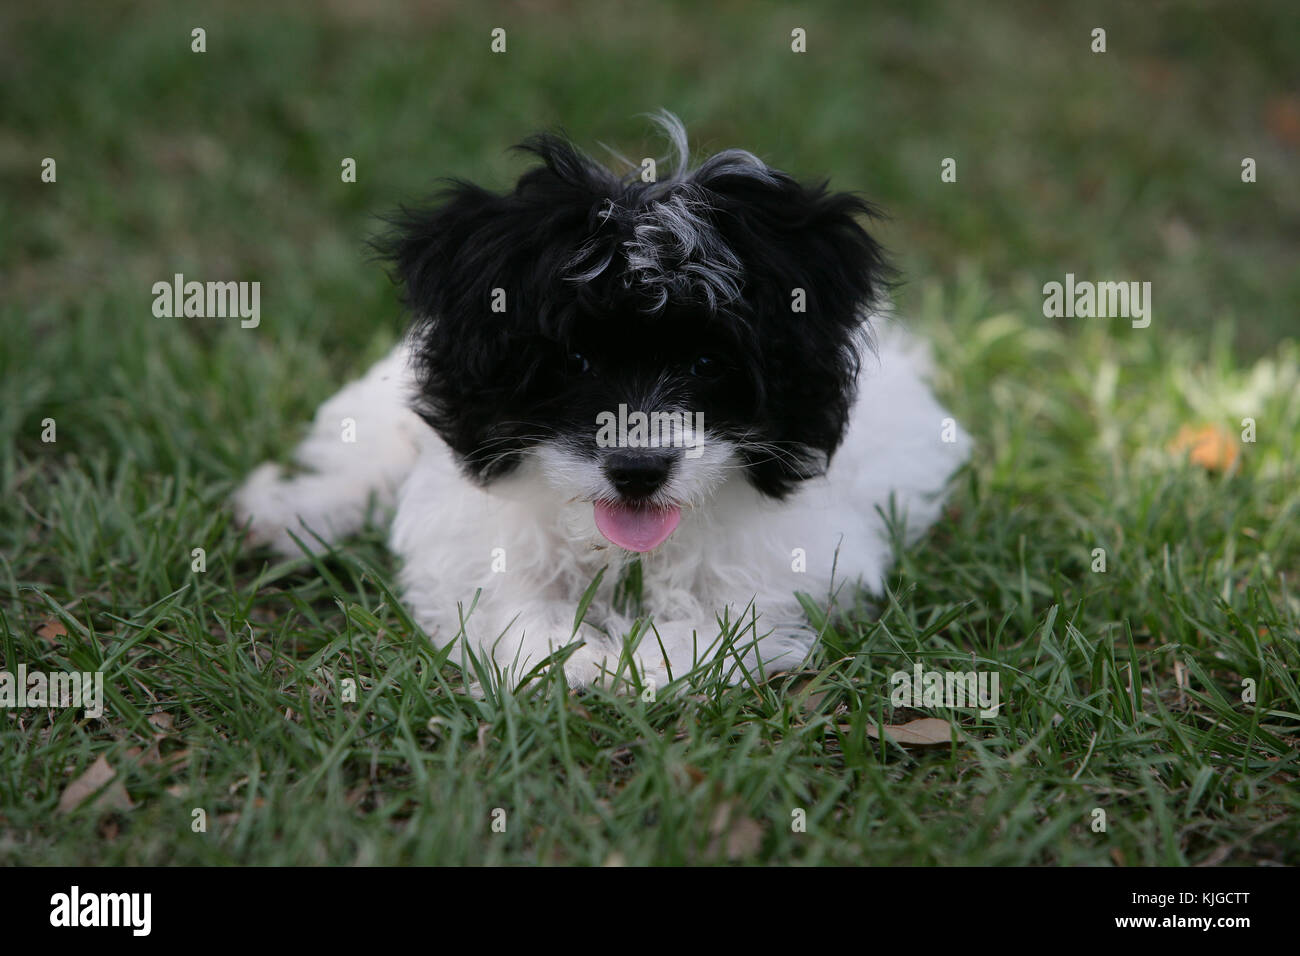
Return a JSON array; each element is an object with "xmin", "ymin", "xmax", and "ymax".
[{"xmin": 1, "ymin": 0, "xmax": 1297, "ymax": 865}]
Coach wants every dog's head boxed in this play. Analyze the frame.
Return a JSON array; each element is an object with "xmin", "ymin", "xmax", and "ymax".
[{"xmin": 378, "ymin": 113, "xmax": 890, "ymax": 552}]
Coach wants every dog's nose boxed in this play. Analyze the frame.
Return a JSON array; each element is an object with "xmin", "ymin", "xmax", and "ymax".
[{"xmin": 604, "ymin": 450, "xmax": 674, "ymax": 500}]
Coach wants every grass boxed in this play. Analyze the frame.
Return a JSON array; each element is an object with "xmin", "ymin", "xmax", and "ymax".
[{"xmin": 1, "ymin": 0, "xmax": 1298, "ymax": 865}]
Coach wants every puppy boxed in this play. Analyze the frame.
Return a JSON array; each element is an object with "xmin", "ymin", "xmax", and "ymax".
[{"xmin": 234, "ymin": 113, "xmax": 969, "ymax": 689}]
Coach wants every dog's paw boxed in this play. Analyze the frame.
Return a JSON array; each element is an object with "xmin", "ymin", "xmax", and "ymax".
[
  {"xmin": 561, "ymin": 641, "xmax": 671, "ymax": 692},
  {"xmin": 231, "ymin": 462, "xmax": 300, "ymax": 555},
  {"xmin": 231, "ymin": 462, "xmax": 341, "ymax": 557}
]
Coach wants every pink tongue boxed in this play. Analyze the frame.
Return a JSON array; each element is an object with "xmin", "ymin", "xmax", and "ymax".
[{"xmin": 593, "ymin": 501, "xmax": 682, "ymax": 552}]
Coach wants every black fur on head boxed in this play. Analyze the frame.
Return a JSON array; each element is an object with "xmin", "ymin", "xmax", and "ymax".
[{"xmin": 375, "ymin": 112, "xmax": 893, "ymax": 499}]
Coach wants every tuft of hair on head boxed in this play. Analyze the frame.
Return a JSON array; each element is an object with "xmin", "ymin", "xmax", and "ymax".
[
  {"xmin": 637, "ymin": 108, "xmax": 691, "ymax": 181},
  {"xmin": 373, "ymin": 110, "xmax": 892, "ymax": 326}
]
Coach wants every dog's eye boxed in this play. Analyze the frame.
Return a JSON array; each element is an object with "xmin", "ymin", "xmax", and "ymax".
[
  {"xmin": 690, "ymin": 355, "xmax": 722, "ymax": 378},
  {"xmin": 566, "ymin": 351, "xmax": 593, "ymax": 377}
]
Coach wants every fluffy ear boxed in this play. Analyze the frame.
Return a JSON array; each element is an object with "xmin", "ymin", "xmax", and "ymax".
[
  {"xmin": 373, "ymin": 136, "xmax": 616, "ymax": 475},
  {"xmin": 693, "ymin": 156, "xmax": 893, "ymax": 330},
  {"xmin": 378, "ymin": 135, "xmax": 616, "ymax": 330},
  {"xmin": 690, "ymin": 158, "xmax": 895, "ymax": 494},
  {"xmin": 379, "ymin": 182, "xmax": 508, "ymax": 324}
]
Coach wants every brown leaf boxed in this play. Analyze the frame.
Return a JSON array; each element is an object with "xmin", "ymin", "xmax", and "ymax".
[
  {"xmin": 1265, "ymin": 95, "xmax": 1300, "ymax": 148},
  {"xmin": 35, "ymin": 619, "xmax": 67, "ymax": 643},
  {"xmin": 864, "ymin": 717, "xmax": 954, "ymax": 747},
  {"xmin": 1195, "ymin": 844, "xmax": 1233, "ymax": 867},
  {"xmin": 147, "ymin": 712, "xmax": 175, "ymax": 737},
  {"xmin": 58, "ymin": 755, "xmax": 134, "ymax": 813},
  {"xmin": 216, "ymin": 798, "xmax": 267, "ymax": 827},
  {"xmin": 707, "ymin": 800, "xmax": 764, "ymax": 860},
  {"xmin": 146, "ymin": 747, "xmax": 190, "ymax": 771},
  {"xmin": 800, "ymin": 688, "xmax": 831, "ymax": 714},
  {"xmin": 122, "ymin": 743, "xmax": 183, "ymax": 770}
]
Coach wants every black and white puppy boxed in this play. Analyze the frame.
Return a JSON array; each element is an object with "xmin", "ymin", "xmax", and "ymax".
[{"xmin": 235, "ymin": 113, "xmax": 969, "ymax": 689}]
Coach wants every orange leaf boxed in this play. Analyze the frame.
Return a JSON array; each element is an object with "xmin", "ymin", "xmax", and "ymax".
[
  {"xmin": 1169, "ymin": 424, "xmax": 1238, "ymax": 472},
  {"xmin": 35, "ymin": 620, "xmax": 67, "ymax": 643}
]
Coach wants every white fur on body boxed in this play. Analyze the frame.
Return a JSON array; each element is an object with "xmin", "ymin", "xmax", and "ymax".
[{"xmin": 234, "ymin": 321, "xmax": 969, "ymax": 689}]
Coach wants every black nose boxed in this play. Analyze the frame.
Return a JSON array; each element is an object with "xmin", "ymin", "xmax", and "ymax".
[{"xmin": 604, "ymin": 451, "xmax": 674, "ymax": 500}]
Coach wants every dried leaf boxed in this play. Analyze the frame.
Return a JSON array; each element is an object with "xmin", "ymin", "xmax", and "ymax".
[
  {"xmin": 146, "ymin": 747, "xmax": 190, "ymax": 770},
  {"xmin": 685, "ymin": 764, "xmax": 707, "ymax": 785},
  {"xmin": 1169, "ymin": 424, "xmax": 1238, "ymax": 472},
  {"xmin": 147, "ymin": 712, "xmax": 175, "ymax": 736},
  {"xmin": 707, "ymin": 800, "xmax": 764, "ymax": 861},
  {"xmin": 1265, "ymin": 94, "xmax": 1300, "ymax": 148},
  {"xmin": 1195, "ymin": 844, "xmax": 1233, "ymax": 867},
  {"xmin": 58, "ymin": 755, "xmax": 134, "ymax": 813},
  {"xmin": 35, "ymin": 619, "xmax": 67, "ymax": 643},
  {"xmin": 864, "ymin": 717, "xmax": 954, "ymax": 747},
  {"xmin": 122, "ymin": 742, "xmax": 182, "ymax": 769},
  {"xmin": 800, "ymin": 688, "xmax": 831, "ymax": 714}
]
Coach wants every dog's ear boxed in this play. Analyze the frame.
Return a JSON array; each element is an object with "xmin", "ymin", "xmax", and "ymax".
[
  {"xmin": 378, "ymin": 181, "xmax": 507, "ymax": 324},
  {"xmin": 377, "ymin": 135, "xmax": 617, "ymax": 331},
  {"xmin": 373, "ymin": 136, "xmax": 616, "ymax": 476},
  {"xmin": 689, "ymin": 156, "xmax": 894, "ymax": 494},
  {"xmin": 692, "ymin": 155, "xmax": 892, "ymax": 328}
]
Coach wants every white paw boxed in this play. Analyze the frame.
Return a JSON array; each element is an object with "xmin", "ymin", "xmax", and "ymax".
[
  {"xmin": 561, "ymin": 640, "xmax": 671, "ymax": 691},
  {"xmin": 231, "ymin": 462, "xmax": 304, "ymax": 555}
]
